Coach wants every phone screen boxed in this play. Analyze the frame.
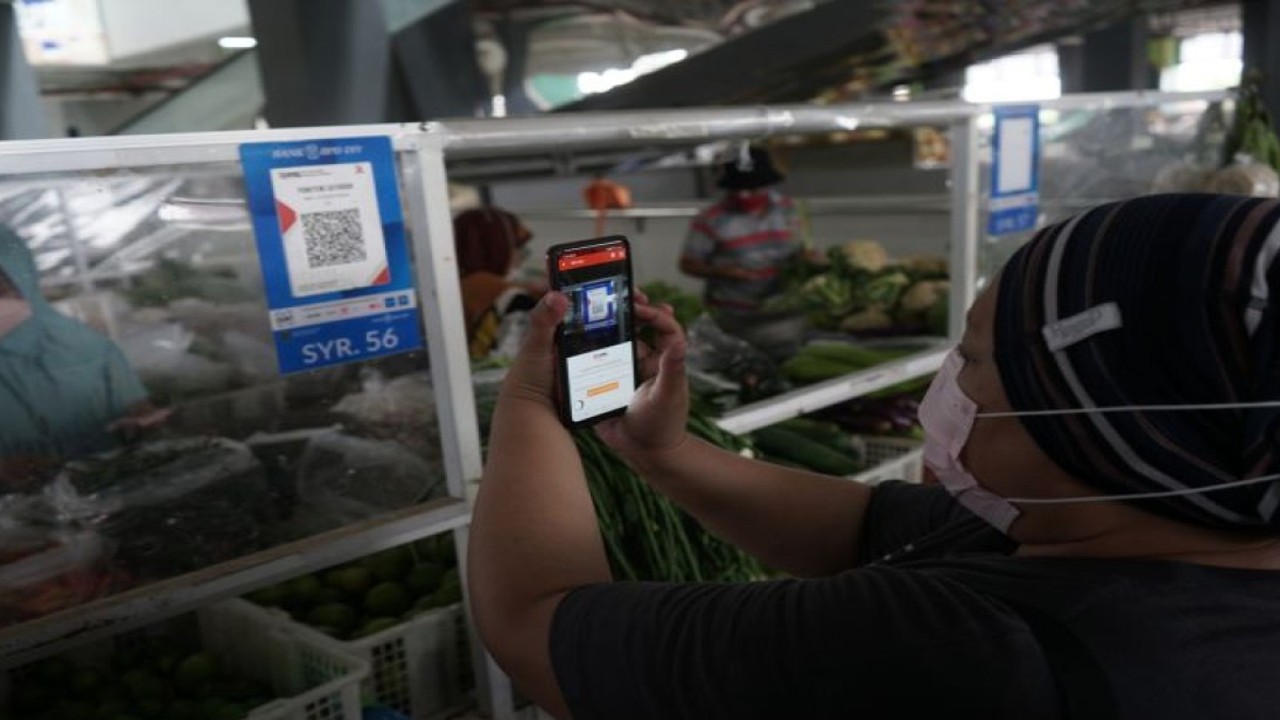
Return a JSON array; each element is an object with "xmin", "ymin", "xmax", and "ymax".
[{"xmin": 549, "ymin": 237, "xmax": 636, "ymax": 425}]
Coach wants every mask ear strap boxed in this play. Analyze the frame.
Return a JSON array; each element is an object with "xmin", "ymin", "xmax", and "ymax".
[{"xmin": 1007, "ymin": 472, "xmax": 1280, "ymax": 505}]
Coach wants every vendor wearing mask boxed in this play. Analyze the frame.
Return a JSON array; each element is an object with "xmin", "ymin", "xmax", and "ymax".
[
  {"xmin": 470, "ymin": 194, "xmax": 1280, "ymax": 719},
  {"xmin": 453, "ymin": 207, "xmax": 541, "ymax": 359},
  {"xmin": 0, "ymin": 229, "xmax": 157, "ymax": 487},
  {"xmin": 679, "ymin": 145, "xmax": 804, "ymax": 357}
]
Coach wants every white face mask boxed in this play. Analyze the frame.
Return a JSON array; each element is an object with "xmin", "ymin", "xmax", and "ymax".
[
  {"xmin": 0, "ymin": 298, "xmax": 32, "ymax": 338},
  {"xmin": 918, "ymin": 349, "xmax": 1280, "ymax": 534}
]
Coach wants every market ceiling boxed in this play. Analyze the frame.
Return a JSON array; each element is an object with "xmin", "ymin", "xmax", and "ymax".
[
  {"xmin": 472, "ymin": 0, "xmax": 752, "ymax": 28},
  {"xmin": 553, "ymin": 0, "xmax": 1231, "ymax": 110}
]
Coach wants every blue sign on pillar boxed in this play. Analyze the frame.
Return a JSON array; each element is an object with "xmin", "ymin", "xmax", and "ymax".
[
  {"xmin": 240, "ymin": 136, "xmax": 424, "ymax": 374},
  {"xmin": 988, "ymin": 105, "xmax": 1041, "ymax": 236}
]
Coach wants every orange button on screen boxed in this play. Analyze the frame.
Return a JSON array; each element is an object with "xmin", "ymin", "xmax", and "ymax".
[{"xmin": 587, "ymin": 381, "xmax": 620, "ymax": 397}]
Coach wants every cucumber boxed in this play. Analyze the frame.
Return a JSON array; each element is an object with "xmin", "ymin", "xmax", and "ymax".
[
  {"xmin": 799, "ymin": 342, "xmax": 904, "ymax": 367},
  {"xmin": 752, "ymin": 426, "xmax": 862, "ymax": 476},
  {"xmin": 781, "ymin": 355, "xmax": 859, "ymax": 383},
  {"xmin": 776, "ymin": 418, "xmax": 862, "ymax": 461}
]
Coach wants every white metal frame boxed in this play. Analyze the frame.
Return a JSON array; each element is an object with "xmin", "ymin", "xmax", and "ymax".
[{"xmin": 0, "ymin": 89, "xmax": 1227, "ymax": 718}]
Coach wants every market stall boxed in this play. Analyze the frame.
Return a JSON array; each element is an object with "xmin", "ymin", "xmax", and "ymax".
[{"xmin": 0, "ymin": 89, "xmax": 1228, "ymax": 720}]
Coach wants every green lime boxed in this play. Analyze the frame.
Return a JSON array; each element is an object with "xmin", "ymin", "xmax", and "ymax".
[
  {"xmin": 122, "ymin": 669, "xmax": 167, "ymax": 703},
  {"xmin": 363, "ymin": 582, "xmax": 411, "ymax": 617},
  {"xmin": 306, "ymin": 603, "xmax": 359, "ymax": 633},
  {"xmin": 323, "ymin": 565, "xmax": 373, "ymax": 596},
  {"xmin": 354, "ymin": 616, "xmax": 401, "ymax": 638},
  {"xmin": 406, "ymin": 563, "xmax": 445, "ymax": 596},
  {"xmin": 284, "ymin": 575, "xmax": 324, "ymax": 610},
  {"xmin": 174, "ymin": 652, "xmax": 220, "ymax": 695},
  {"xmin": 359, "ymin": 547, "xmax": 412, "ymax": 583},
  {"xmin": 314, "ymin": 587, "xmax": 347, "ymax": 604}
]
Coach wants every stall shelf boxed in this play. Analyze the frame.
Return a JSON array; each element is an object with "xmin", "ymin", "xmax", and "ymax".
[{"xmin": 0, "ymin": 89, "xmax": 1226, "ymax": 720}]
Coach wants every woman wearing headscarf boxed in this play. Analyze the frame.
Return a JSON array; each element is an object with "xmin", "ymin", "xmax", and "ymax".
[
  {"xmin": 0, "ymin": 228, "xmax": 155, "ymax": 487},
  {"xmin": 469, "ymin": 194, "xmax": 1280, "ymax": 719},
  {"xmin": 452, "ymin": 206, "xmax": 541, "ymax": 359}
]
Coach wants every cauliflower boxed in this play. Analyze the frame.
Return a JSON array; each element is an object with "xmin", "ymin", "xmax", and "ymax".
[
  {"xmin": 840, "ymin": 307, "xmax": 893, "ymax": 332},
  {"xmin": 899, "ymin": 280, "xmax": 949, "ymax": 313},
  {"xmin": 897, "ymin": 255, "xmax": 949, "ymax": 278},
  {"xmin": 840, "ymin": 240, "xmax": 889, "ymax": 273},
  {"xmin": 895, "ymin": 280, "xmax": 950, "ymax": 334}
]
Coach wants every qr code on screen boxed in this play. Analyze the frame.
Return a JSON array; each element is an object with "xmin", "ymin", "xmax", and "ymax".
[{"xmin": 301, "ymin": 208, "xmax": 367, "ymax": 268}]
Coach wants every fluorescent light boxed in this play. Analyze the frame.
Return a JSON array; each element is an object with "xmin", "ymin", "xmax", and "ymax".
[
  {"xmin": 577, "ymin": 49, "xmax": 689, "ymax": 95},
  {"xmin": 218, "ymin": 36, "xmax": 258, "ymax": 50}
]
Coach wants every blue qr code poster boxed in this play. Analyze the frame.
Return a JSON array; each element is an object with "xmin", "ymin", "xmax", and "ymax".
[{"xmin": 239, "ymin": 136, "xmax": 424, "ymax": 374}]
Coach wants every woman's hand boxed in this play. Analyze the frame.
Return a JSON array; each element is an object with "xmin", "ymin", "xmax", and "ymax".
[
  {"xmin": 498, "ymin": 291, "xmax": 569, "ymax": 411},
  {"xmin": 595, "ymin": 297, "xmax": 689, "ymax": 459}
]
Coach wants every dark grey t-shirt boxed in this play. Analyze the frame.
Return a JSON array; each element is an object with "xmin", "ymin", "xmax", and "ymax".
[{"xmin": 550, "ymin": 482, "xmax": 1280, "ymax": 719}]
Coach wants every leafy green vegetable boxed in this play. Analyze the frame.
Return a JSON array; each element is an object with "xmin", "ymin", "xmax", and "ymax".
[
  {"xmin": 639, "ymin": 281, "xmax": 704, "ymax": 328},
  {"xmin": 575, "ymin": 413, "xmax": 770, "ymax": 582}
]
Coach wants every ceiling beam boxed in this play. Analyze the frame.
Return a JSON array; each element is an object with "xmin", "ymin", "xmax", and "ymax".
[{"xmin": 558, "ymin": 1, "xmax": 889, "ymax": 110}]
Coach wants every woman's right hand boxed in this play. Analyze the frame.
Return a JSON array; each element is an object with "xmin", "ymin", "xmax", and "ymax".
[{"xmin": 594, "ymin": 297, "xmax": 689, "ymax": 462}]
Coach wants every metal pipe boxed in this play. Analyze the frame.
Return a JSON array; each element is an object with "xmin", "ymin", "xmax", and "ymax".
[
  {"xmin": 431, "ymin": 89, "xmax": 1231, "ymax": 157},
  {"xmin": 947, "ymin": 116, "xmax": 981, "ymax": 341}
]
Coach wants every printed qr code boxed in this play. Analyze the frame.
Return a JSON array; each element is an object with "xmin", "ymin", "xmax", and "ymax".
[{"xmin": 301, "ymin": 208, "xmax": 367, "ymax": 268}]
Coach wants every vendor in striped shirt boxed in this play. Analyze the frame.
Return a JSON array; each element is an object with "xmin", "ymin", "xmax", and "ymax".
[{"xmin": 679, "ymin": 145, "xmax": 804, "ymax": 356}]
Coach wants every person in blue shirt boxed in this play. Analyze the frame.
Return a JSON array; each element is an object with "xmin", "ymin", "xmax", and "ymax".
[{"xmin": 0, "ymin": 228, "xmax": 155, "ymax": 487}]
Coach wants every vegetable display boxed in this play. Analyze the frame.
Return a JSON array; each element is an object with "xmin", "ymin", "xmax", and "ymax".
[
  {"xmin": 4, "ymin": 637, "xmax": 273, "ymax": 720},
  {"xmin": 780, "ymin": 341, "xmax": 915, "ymax": 384},
  {"xmin": 768, "ymin": 240, "xmax": 948, "ymax": 335},
  {"xmin": 638, "ymin": 281, "xmax": 705, "ymax": 328},
  {"xmin": 243, "ymin": 535, "xmax": 461, "ymax": 641},
  {"xmin": 575, "ymin": 412, "xmax": 770, "ymax": 582},
  {"xmin": 751, "ymin": 418, "xmax": 863, "ymax": 476}
]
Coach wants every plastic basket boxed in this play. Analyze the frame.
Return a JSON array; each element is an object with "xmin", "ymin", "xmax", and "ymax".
[
  {"xmin": 850, "ymin": 436, "xmax": 924, "ymax": 485},
  {"xmin": 287, "ymin": 604, "xmax": 468, "ymax": 720},
  {"xmin": 1, "ymin": 598, "xmax": 368, "ymax": 720},
  {"xmin": 206, "ymin": 599, "xmax": 368, "ymax": 720}
]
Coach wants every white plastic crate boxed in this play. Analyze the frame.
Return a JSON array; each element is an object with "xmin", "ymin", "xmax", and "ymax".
[
  {"xmin": 850, "ymin": 436, "xmax": 924, "ymax": 486},
  {"xmin": 288, "ymin": 603, "xmax": 468, "ymax": 720},
  {"xmin": 1, "ymin": 598, "xmax": 368, "ymax": 720},
  {"xmin": 207, "ymin": 599, "xmax": 368, "ymax": 720}
]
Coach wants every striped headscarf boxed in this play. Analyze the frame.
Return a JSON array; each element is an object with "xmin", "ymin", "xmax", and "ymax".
[{"xmin": 995, "ymin": 194, "xmax": 1280, "ymax": 531}]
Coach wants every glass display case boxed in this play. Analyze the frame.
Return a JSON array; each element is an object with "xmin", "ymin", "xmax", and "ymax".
[{"xmin": 0, "ymin": 126, "xmax": 483, "ymax": 674}]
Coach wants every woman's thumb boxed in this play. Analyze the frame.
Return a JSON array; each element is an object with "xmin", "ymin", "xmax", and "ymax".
[{"xmin": 525, "ymin": 292, "xmax": 568, "ymax": 347}]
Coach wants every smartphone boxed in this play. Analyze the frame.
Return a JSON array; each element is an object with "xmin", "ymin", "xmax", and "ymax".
[{"xmin": 547, "ymin": 235, "xmax": 638, "ymax": 428}]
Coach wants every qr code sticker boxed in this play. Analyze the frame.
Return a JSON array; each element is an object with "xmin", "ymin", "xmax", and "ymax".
[{"xmin": 301, "ymin": 208, "xmax": 367, "ymax": 268}]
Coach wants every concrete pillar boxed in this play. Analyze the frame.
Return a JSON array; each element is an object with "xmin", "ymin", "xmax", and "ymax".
[
  {"xmin": 387, "ymin": 1, "xmax": 487, "ymax": 121},
  {"xmin": 1243, "ymin": 0, "xmax": 1280, "ymax": 118},
  {"xmin": 1059, "ymin": 19, "xmax": 1155, "ymax": 94},
  {"xmin": 248, "ymin": 0, "xmax": 393, "ymax": 127},
  {"xmin": 0, "ymin": 4, "xmax": 46, "ymax": 139},
  {"xmin": 496, "ymin": 15, "xmax": 538, "ymax": 116}
]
